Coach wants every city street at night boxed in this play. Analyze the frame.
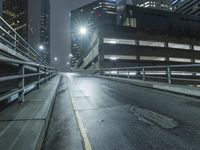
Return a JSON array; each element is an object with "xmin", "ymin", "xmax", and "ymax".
[
  {"xmin": 43, "ymin": 73, "xmax": 200, "ymax": 150},
  {"xmin": 1, "ymin": 0, "xmax": 200, "ymax": 149}
]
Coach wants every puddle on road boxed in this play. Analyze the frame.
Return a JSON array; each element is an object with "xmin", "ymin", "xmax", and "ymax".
[{"xmin": 129, "ymin": 105, "xmax": 178, "ymax": 129}]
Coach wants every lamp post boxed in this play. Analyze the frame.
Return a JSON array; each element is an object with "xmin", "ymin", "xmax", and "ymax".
[
  {"xmin": 54, "ymin": 57, "xmax": 58, "ymax": 62},
  {"xmin": 79, "ymin": 27, "xmax": 87, "ymax": 35},
  {"xmin": 39, "ymin": 45, "xmax": 44, "ymax": 50}
]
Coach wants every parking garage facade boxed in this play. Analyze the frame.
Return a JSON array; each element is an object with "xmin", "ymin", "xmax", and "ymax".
[{"xmin": 73, "ymin": 4, "xmax": 200, "ymax": 70}]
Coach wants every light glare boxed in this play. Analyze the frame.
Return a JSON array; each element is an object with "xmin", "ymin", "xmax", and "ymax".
[
  {"xmin": 80, "ymin": 27, "xmax": 87, "ymax": 35},
  {"xmin": 39, "ymin": 45, "xmax": 44, "ymax": 50},
  {"xmin": 54, "ymin": 57, "xmax": 58, "ymax": 61},
  {"xmin": 110, "ymin": 57, "xmax": 118, "ymax": 60}
]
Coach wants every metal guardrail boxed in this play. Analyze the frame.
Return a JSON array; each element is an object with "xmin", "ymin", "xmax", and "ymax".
[
  {"xmin": 0, "ymin": 17, "xmax": 48, "ymax": 65},
  {"xmin": 0, "ymin": 17, "xmax": 57, "ymax": 103},
  {"xmin": 0, "ymin": 56, "xmax": 57, "ymax": 102},
  {"xmin": 79, "ymin": 64, "xmax": 200, "ymax": 86}
]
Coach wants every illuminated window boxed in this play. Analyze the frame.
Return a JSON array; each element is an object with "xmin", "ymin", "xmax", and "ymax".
[
  {"xmin": 139, "ymin": 40, "xmax": 164, "ymax": 47},
  {"xmin": 168, "ymin": 43, "xmax": 190, "ymax": 50},
  {"xmin": 140, "ymin": 56, "xmax": 165, "ymax": 61},
  {"xmin": 130, "ymin": 18, "xmax": 137, "ymax": 27},
  {"xmin": 194, "ymin": 45, "xmax": 200, "ymax": 51},
  {"xmin": 169, "ymin": 57, "xmax": 192, "ymax": 62},
  {"xmin": 104, "ymin": 55, "xmax": 137, "ymax": 60},
  {"xmin": 103, "ymin": 38, "xmax": 136, "ymax": 45}
]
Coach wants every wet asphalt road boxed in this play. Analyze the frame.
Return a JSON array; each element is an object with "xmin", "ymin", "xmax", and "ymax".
[{"xmin": 43, "ymin": 73, "xmax": 200, "ymax": 150}]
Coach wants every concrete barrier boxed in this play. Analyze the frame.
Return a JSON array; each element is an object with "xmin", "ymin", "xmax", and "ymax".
[
  {"xmin": 0, "ymin": 75, "xmax": 61, "ymax": 150},
  {"xmin": 95, "ymin": 75, "xmax": 200, "ymax": 98}
]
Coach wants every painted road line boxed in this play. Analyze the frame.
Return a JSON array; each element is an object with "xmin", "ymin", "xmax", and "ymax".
[
  {"xmin": 75, "ymin": 111, "xmax": 93, "ymax": 150},
  {"xmin": 68, "ymin": 89, "xmax": 93, "ymax": 150}
]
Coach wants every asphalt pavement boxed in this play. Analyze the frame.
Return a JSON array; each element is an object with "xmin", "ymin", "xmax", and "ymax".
[{"xmin": 43, "ymin": 73, "xmax": 200, "ymax": 150}]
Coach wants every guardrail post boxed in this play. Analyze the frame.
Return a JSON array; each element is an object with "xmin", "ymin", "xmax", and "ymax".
[
  {"xmin": 102, "ymin": 69, "xmax": 105, "ymax": 76},
  {"xmin": 109, "ymin": 70, "xmax": 111, "ymax": 76},
  {"xmin": 14, "ymin": 34, "xmax": 17, "ymax": 51},
  {"xmin": 27, "ymin": 47, "xmax": 30, "ymax": 57},
  {"xmin": 167, "ymin": 66, "xmax": 171, "ymax": 84},
  {"xmin": 117, "ymin": 69, "xmax": 119, "ymax": 77},
  {"xmin": 45, "ymin": 67, "xmax": 47, "ymax": 83},
  {"xmin": 18, "ymin": 64, "xmax": 24, "ymax": 102},
  {"xmin": 37, "ymin": 66, "xmax": 40, "ymax": 89},
  {"xmin": 142, "ymin": 68, "xmax": 145, "ymax": 81},
  {"xmin": 48, "ymin": 68, "xmax": 51, "ymax": 80},
  {"xmin": 127, "ymin": 68, "xmax": 130, "ymax": 79}
]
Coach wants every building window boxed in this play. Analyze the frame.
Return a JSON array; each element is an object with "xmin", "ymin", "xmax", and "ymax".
[
  {"xmin": 139, "ymin": 40, "xmax": 164, "ymax": 47},
  {"xmin": 194, "ymin": 45, "xmax": 200, "ymax": 51},
  {"xmin": 169, "ymin": 57, "xmax": 192, "ymax": 62},
  {"xmin": 168, "ymin": 43, "xmax": 190, "ymax": 50},
  {"xmin": 140, "ymin": 56, "xmax": 166, "ymax": 61},
  {"xmin": 103, "ymin": 38, "xmax": 136, "ymax": 45},
  {"xmin": 130, "ymin": 18, "xmax": 137, "ymax": 27}
]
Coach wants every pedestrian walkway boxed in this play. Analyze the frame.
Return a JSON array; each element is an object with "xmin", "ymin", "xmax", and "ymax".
[{"xmin": 0, "ymin": 75, "xmax": 60, "ymax": 150}]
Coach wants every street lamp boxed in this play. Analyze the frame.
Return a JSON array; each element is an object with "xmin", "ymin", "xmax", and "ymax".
[
  {"xmin": 39, "ymin": 45, "xmax": 44, "ymax": 50},
  {"xmin": 79, "ymin": 27, "xmax": 87, "ymax": 35},
  {"xmin": 54, "ymin": 57, "xmax": 58, "ymax": 62},
  {"xmin": 69, "ymin": 53, "xmax": 73, "ymax": 58}
]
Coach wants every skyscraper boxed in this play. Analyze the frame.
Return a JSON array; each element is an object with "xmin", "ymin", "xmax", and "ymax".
[
  {"xmin": 133, "ymin": 0, "xmax": 171, "ymax": 11},
  {"xmin": 2, "ymin": 0, "xmax": 50, "ymax": 64},
  {"xmin": 172, "ymin": 0, "xmax": 200, "ymax": 16},
  {"xmin": 2, "ymin": 0, "xmax": 28, "ymax": 40},
  {"xmin": 40, "ymin": 0, "xmax": 50, "ymax": 63},
  {"xmin": 70, "ymin": 0, "xmax": 116, "ymax": 68}
]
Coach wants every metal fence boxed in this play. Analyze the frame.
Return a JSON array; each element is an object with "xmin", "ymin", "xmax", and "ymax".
[
  {"xmin": 0, "ymin": 17, "xmax": 48, "ymax": 65},
  {"xmin": 80, "ymin": 64, "xmax": 200, "ymax": 86},
  {"xmin": 0, "ymin": 17, "xmax": 57, "ymax": 103},
  {"xmin": 0, "ymin": 56, "xmax": 57, "ymax": 103}
]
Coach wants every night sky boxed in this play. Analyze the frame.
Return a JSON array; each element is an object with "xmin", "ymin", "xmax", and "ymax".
[{"xmin": 50, "ymin": 0, "xmax": 94, "ymax": 71}]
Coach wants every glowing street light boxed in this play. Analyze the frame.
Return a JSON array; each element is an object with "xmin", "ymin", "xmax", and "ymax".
[
  {"xmin": 39, "ymin": 45, "xmax": 44, "ymax": 50},
  {"xmin": 54, "ymin": 57, "xmax": 58, "ymax": 62},
  {"xmin": 67, "ymin": 62, "xmax": 70, "ymax": 65},
  {"xmin": 69, "ymin": 53, "xmax": 73, "ymax": 57},
  {"xmin": 79, "ymin": 27, "xmax": 87, "ymax": 35}
]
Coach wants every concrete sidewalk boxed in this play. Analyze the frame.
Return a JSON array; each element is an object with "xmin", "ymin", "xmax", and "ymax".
[
  {"xmin": 95, "ymin": 75, "xmax": 200, "ymax": 98},
  {"xmin": 0, "ymin": 75, "xmax": 60, "ymax": 150}
]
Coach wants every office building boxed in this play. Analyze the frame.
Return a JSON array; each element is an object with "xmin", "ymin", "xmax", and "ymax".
[
  {"xmin": 172, "ymin": 0, "xmax": 200, "ymax": 16},
  {"xmin": 0, "ymin": 0, "xmax": 3, "ymax": 16},
  {"xmin": 40, "ymin": 0, "xmax": 50, "ymax": 63},
  {"xmin": 2, "ymin": 0, "xmax": 50, "ymax": 63},
  {"xmin": 132, "ymin": 0, "xmax": 171, "ymax": 11},
  {"xmin": 2, "ymin": 0, "xmax": 28, "ymax": 40},
  {"xmin": 71, "ymin": 2, "xmax": 200, "ymax": 71},
  {"xmin": 70, "ymin": 0, "xmax": 116, "ymax": 67}
]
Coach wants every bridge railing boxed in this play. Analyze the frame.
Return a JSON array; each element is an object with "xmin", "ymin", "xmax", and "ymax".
[
  {"xmin": 0, "ymin": 17, "xmax": 57, "ymax": 104},
  {"xmin": 0, "ymin": 17, "xmax": 48, "ymax": 65},
  {"xmin": 80, "ymin": 64, "xmax": 200, "ymax": 86},
  {"xmin": 0, "ymin": 56, "xmax": 57, "ymax": 103}
]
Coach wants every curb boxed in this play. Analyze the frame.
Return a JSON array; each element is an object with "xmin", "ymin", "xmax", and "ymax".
[{"xmin": 93, "ymin": 75, "xmax": 200, "ymax": 99}]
